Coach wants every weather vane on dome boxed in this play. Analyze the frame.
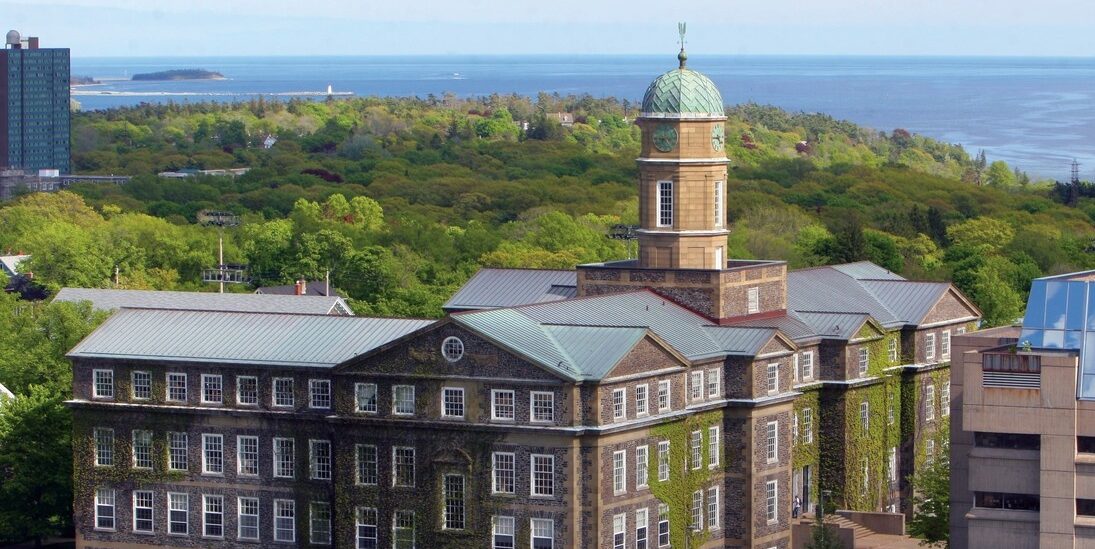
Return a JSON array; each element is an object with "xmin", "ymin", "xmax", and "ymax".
[{"xmin": 677, "ymin": 22, "xmax": 688, "ymax": 69}]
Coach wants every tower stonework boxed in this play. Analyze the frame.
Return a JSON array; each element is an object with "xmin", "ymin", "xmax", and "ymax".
[{"xmin": 577, "ymin": 49, "xmax": 788, "ymax": 321}]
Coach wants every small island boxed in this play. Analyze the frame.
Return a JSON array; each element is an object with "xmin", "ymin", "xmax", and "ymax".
[
  {"xmin": 131, "ymin": 69, "xmax": 225, "ymax": 81},
  {"xmin": 70, "ymin": 75, "xmax": 99, "ymax": 85}
]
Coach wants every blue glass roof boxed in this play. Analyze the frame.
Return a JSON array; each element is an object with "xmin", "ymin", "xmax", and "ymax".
[{"xmin": 1019, "ymin": 271, "xmax": 1095, "ymax": 398}]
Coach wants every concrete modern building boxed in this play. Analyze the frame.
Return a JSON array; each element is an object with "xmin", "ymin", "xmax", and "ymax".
[
  {"xmin": 68, "ymin": 47, "xmax": 977, "ymax": 549},
  {"xmin": 1, "ymin": 30, "xmax": 70, "ymax": 173},
  {"xmin": 951, "ymin": 271, "xmax": 1095, "ymax": 549}
]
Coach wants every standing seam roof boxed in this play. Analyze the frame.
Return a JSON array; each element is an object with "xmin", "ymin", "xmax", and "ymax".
[{"xmin": 54, "ymin": 288, "xmax": 351, "ymax": 316}]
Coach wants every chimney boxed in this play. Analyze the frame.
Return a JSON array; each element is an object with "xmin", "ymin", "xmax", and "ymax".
[{"xmin": 295, "ymin": 280, "xmax": 304, "ymax": 296}]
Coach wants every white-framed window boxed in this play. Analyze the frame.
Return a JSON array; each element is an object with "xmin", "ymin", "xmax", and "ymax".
[
  {"xmin": 926, "ymin": 333, "xmax": 936, "ymax": 361},
  {"xmin": 95, "ymin": 488, "xmax": 116, "ymax": 531},
  {"xmin": 714, "ymin": 180, "xmax": 724, "ymax": 227},
  {"xmin": 956, "ymin": 326, "xmax": 967, "ymax": 335},
  {"xmin": 657, "ymin": 380, "xmax": 671, "ymax": 412},
  {"xmin": 492, "ymin": 515, "xmax": 515, "ymax": 549},
  {"xmin": 792, "ymin": 415, "xmax": 799, "ymax": 444},
  {"xmin": 636, "ymin": 445, "xmax": 649, "ymax": 489},
  {"xmin": 613, "ymin": 450, "xmax": 627, "ymax": 494},
  {"xmin": 707, "ymin": 368, "xmax": 720, "ymax": 397},
  {"xmin": 237, "ymin": 435, "xmax": 258, "ymax": 476},
  {"xmin": 202, "ymin": 494, "xmax": 224, "ymax": 538},
  {"xmin": 274, "ymin": 499, "xmax": 295, "ymax": 543},
  {"xmin": 793, "ymin": 354, "xmax": 800, "ymax": 383},
  {"xmin": 356, "ymin": 444, "xmax": 378, "ymax": 485},
  {"xmin": 690, "ymin": 430, "xmax": 702, "ymax": 470},
  {"xmin": 942, "ymin": 384, "xmax": 951, "ymax": 417},
  {"xmin": 491, "ymin": 389, "xmax": 515, "ymax": 421},
  {"xmin": 531, "ymin": 391, "xmax": 554, "ymax": 423},
  {"xmin": 492, "ymin": 451, "xmax": 515, "ymax": 494},
  {"xmin": 393, "ymin": 385, "xmax": 415, "ymax": 415},
  {"xmin": 657, "ymin": 180, "xmax": 673, "ymax": 227},
  {"xmin": 658, "ymin": 503, "xmax": 670, "ymax": 546},
  {"xmin": 441, "ymin": 336, "xmax": 465, "ymax": 362},
  {"xmin": 888, "ymin": 338, "xmax": 898, "ymax": 363},
  {"xmin": 926, "ymin": 385, "xmax": 936, "ymax": 421},
  {"xmin": 168, "ymin": 432, "xmax": 187, "ymax": 471},
  {"xmin": 926, "ymin": 439, "xmax": 936, "ymax": 461},
  {"xmin": 309, "ymin": 439, "xmax": 332, "ymax": 481},
  {"xmin": 237, "ymin": 497, "xmax": 259, "ymax": 540},
  {"xmin": 766, "ymin": 421, "xmax": 778, "ymax": 463},
  {"xmin": 801, "ymin": 351, "xmax": 814, "ymax": 380},
  {"xmin": 858, "ymin": 348, "xmax": 870, "ymax": 376},
  {"xmin": 636, "ymin": 384, "xmax": 649, "ymax": 416},
  {"xmin": 94, "ymin": 427, "xmax": 114, "ymax": 466},
  {"xmin": 167, "ymin": 372, "xmax": 187, "ymax": 402},
  {"xmin": 442, "ymin": 387, "xmax": 465, "ymax": 418},
  {"xmin": 747, "ymin": 286, "xmax": 760, "ymax": 314},
  {"xmin": 691, "ymin": 490, "xmax": 703, "ymax": 530},
  {"xmin": 636, "ymin": 507, "xmax": 649, "ymax": 549},
  {"xmin": 236, "ymin": 375, "xmax": 258, "ymax": 406},
  {"xmin": 132, "ymin": 490, "xmax": 154, "ymax": 533},
  {"xmin": 393, "ymin": 510, "xmax": 415, "ymax": 549},
  {"xmin": 168, "ymin": 492, "xmax": 188, "ymax": 535},
  {"xmin": 942, "ymin": 330, "xmax": 951, "ymax": 359},
  {"xmin": 393, "ymin": 446, "xmax": 415, "ymax": 487},
  {"xmin": 803, "ymin": 408, "xmax": 814, "ymax": 444},
  {"xmin": 273, "ymin": 377, "xmax": 294, "ymax": 408},
  {"xmin": 708, "ymin": 486, "xmax": 720, "ymax": 530},
  {"xmin": 708, "ymin": 425, "xmax": 720, "ymax": 468},
  {"xmin": 531, "ymin": 454, "xmax": 554, "ymax": 497},
  {"xmin": 132, "ymin": 429, "xmax": 153, "ymax": 469},
  {"xmin": 715, "ymin": 246, "xmax": 724, "ymax": 269},
  {"xmin": 443, "ymin": 474, "xmax": 466, "ymax": 530},
  {"xmin": 860, "ymin": 401, "xmax": 870, "ymax": 431},
  {"xmin": 766, "ymin": 363, "xmax": 779, "ymax": 394},
  {"xmin": 201, "ymin": 434, "xmax": 223, "ymax": 475},
  {"xmin": 658, "ymin": 440, "xmax": 671, "ymax": 481},
  {"xmin": 612, "ymin": 388, "xmax": 627, "ymax": 421},
  {"xmin": 309, "ymin": 379, "xmax": 331, "ymax": 409},
  {"xmin": 357, "ymin": 507, "xmax": 379, "ymax": 548},
  {"xmin": 613, "ymin": 513, "xmax": 626, "ymax": 549},
  {"xmin": 93, "ymin": 369, "xmax": 114, "ymax": 399},
  {"xmin": 888, "ymin": 447, "xmax": 897, "ymax": 484},
  {"xmin": 765, "ymin": 480, "xmax": 778, "ymax": 523},
  {"xmin": 310, "ymin": 501, "xmax": 331, "ymax": 545},
  {"xmin": 690, "ymin": 370, "xmax": 703, "ymax": 401},
  {"xmin": 131, "ymin": 370, "xmax": 151, "ymax": 400},
  {"xmin": 200, "ymin": 374, "xmax": 223, "ymax": 404},
  {"xmin": 531, "ymin": 517, "xmax": 554, "ymax": 549},
  {"xmin": 274, "ymin": 437, "xmax": 295, "ymax": 478},
  {"xmin": 355, "ymin": 382, "xmax": 378, "ymax": 413}
]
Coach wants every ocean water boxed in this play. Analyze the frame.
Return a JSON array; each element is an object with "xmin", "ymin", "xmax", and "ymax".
[{"xmin": 71, "ymin": 55, "xmax": 1095, "ymax": 179}]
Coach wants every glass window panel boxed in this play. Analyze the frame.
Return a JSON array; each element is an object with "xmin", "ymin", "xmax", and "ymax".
[
  {"xmin": 1019, "ymin": 329, "xmax": 1044, "ymax": 348},
  {"xmin": 1067, "ymin": 282, "xmax": 1087, "ymax": 329},
  {"xmin": 1043, "ymin": 330, "xmax": 1065, "ymax": 349},
  {"xmin": 1082, "ymin": 374, "xmax": 1095, "ymax": 399},
  {"xmin": 1066, "ymin": 330, "xmax": 1084, "ymax": 350},
  {"xmin": 1044, "ymin": 281, "xmax": 1068, "ymax": 329},
  {"xmin": 1024, "ymin": 281, "xmax": 1046, "ymax": 328}
]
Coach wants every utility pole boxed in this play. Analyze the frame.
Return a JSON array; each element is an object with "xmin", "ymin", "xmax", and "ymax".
[
  {"xmin": 199, "ymin": 211, "xmax": 245, "ymax": 292},
  {"xmin": 1072, "ymin": 159, "xmax": 1081, "ymax": 185}
]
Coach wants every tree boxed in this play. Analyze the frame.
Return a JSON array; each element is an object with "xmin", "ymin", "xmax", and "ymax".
[
  {"xmin": 0, "ymin": 386, "xmax": 73, "ymax": 545},
  {"xmin": 908, "ymin": 440, "xmax": 950, "ymax": 547},
  {"xmin": 805, "ymin": 515, "xmax": 847, "ymax": 549},
  {"xmin": 985, "ymin": 160, "xmax": 1016, "ymax": 188},
  {"xmin": 824, "ymin": 216, "xmax": 868, "ymax": 264}
]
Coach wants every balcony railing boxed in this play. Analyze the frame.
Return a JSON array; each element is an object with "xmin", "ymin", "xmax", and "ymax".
[{"xmin": 982, "ymin": 353, "xmax": 1040, "ymax": 389}]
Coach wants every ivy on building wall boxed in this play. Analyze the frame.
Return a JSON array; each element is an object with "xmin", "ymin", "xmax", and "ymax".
[
  {"xmin": 792, "ymin": 388, "xmax": 820, "ymax": 504},
  {"xmin": 648, "ymin": 410, "xmax": 722, "ymax": 549}
]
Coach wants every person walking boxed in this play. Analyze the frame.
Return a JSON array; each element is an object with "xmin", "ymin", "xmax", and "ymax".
[{"xmin": 793, "ymin": 495, "xmax": 802, "ymax": 518}]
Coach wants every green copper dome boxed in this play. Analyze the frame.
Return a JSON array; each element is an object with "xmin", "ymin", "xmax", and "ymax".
[{"xmin": 640, "ymin": 66, "xmax": 725, "ymax": 118}]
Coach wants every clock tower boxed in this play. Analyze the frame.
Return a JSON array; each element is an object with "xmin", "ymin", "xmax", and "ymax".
[{"xmin": 635, "ymin": 38, "xmax": 728, "ymax": 269}]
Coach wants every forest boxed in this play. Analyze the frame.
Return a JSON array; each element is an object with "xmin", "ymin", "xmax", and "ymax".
[{"xmin": 0, "ymin": 92, "xmax": 1091, "ymax": 542}]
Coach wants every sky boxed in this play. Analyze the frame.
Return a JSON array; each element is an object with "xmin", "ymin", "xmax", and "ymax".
[{"xmin": 4, "ymin": 0, "xmax": 1095, "ymax": 57}]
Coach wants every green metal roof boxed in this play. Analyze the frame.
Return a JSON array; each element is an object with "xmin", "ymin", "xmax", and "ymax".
[{"xmin": 640, "ymin": 67, "xmax": 725, "ymax": 118}]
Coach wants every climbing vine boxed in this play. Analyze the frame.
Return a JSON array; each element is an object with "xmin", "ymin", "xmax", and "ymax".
[{"xmin": 648, "ymin": 410, "xmax": 722, "ymax": 549}]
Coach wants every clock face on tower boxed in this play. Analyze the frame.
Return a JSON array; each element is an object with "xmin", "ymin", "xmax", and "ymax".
[
  {"xmin": 711, "ymin": 123, "xmax": 725, "ymax": 151},
  {"xmin": 653, "ymin": 124, "xmax": 678, "ymax": 152}
]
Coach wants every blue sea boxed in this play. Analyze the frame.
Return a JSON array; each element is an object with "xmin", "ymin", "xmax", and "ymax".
[{"xmin": 71, "ymin": 55, "xmax": 1095, "ymax": 179}]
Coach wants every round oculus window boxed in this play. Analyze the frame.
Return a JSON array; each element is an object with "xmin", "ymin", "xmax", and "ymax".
[{"xmin": 441, "ymin": 336, "xmax": 465, "ymax": 362}]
